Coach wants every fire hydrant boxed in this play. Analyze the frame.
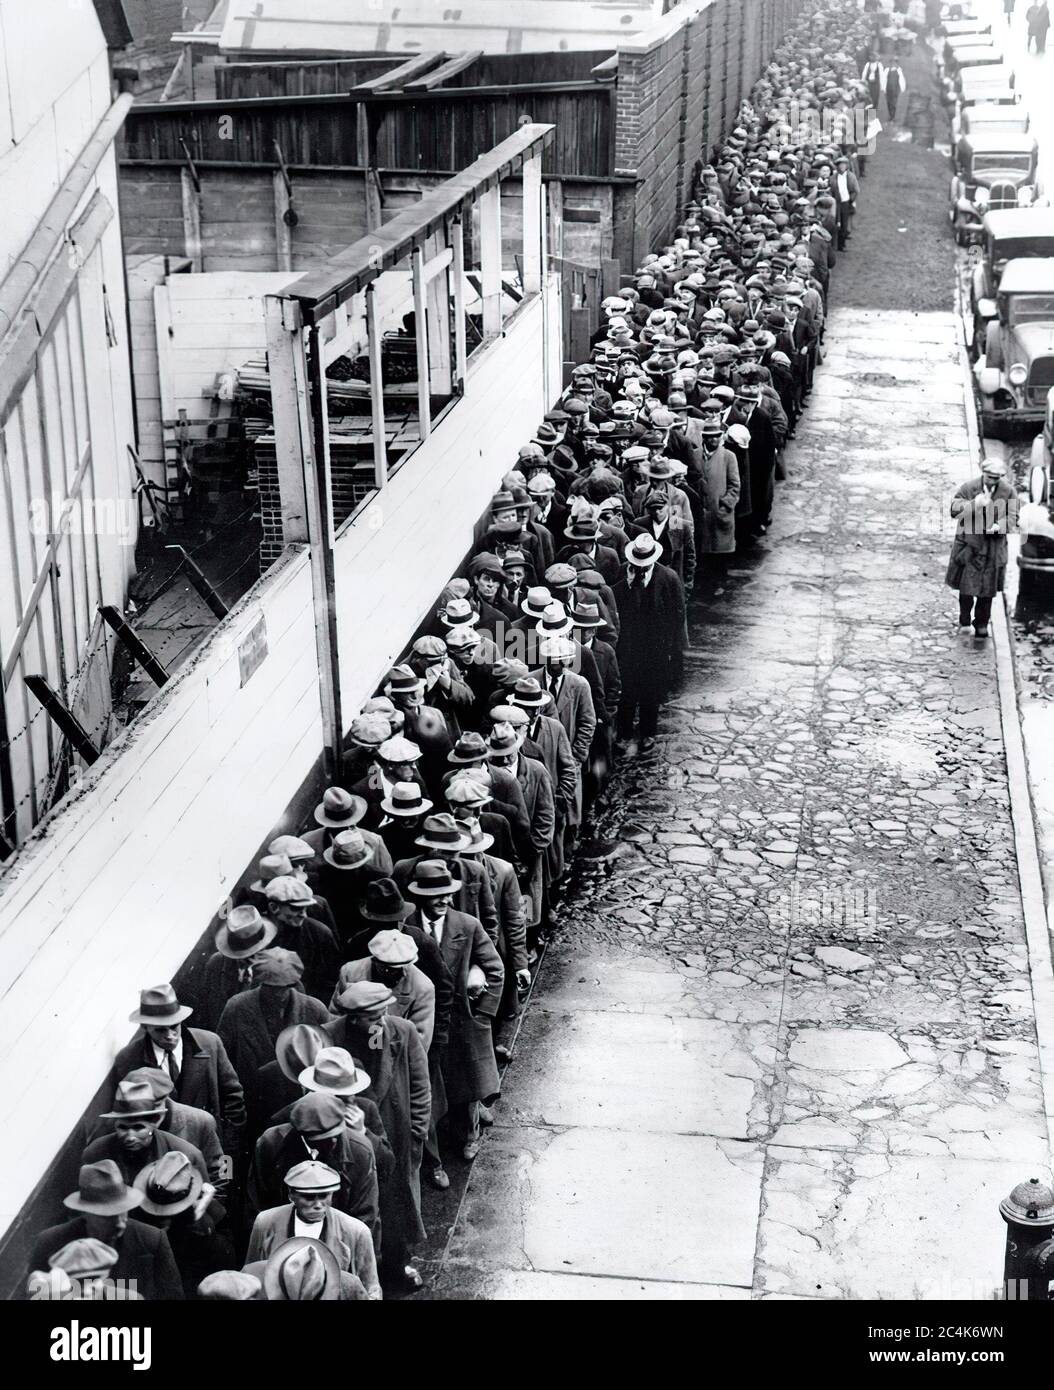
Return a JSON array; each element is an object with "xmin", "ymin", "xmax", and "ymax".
[{"xmin": 999, "ymin": 1177, "xmax": 1054, "ymax": 1300}]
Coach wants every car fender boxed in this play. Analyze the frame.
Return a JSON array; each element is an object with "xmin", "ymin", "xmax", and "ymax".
[{"xmin": 977, "ymin": 366, "xmax": 1001, "ymax": 396}]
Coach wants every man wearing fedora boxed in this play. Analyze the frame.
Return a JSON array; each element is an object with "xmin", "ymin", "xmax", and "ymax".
[
  {"xmin": 629, "ymin": 486, "xmax": 697, "ymax": 589},
  {"xmin": 331, "ymin": 929, "xmax": 435, "ymax": 1052},
  {"xmin": 112, "ymin": 985, "xmax": 246, "ymax": 1159},
  {"xmin": 134, "ymin": 1151, "xmax": 232, "ymax": 1299},
  {"xmin": 532, "ymin": 636, "xmax": 596, "ymax": 840},
  {"xmin": 692, "ymin": 416, "xmax": 742, "ymax": 562},
  {"xmin": 244, "ymin": 1233, "xmax": 366, "ymax": 1301},
  {"xmin": 445, "ymin": 771, "xmax": 517, "ymax": 869},
  {"xmin": 945, "ymin": 458, "xmax": 1019, "ymax": 639},
  {"xmin": 301, "ymin": 786, "xmax": 393, "ymax": 879},
  {"xmin": 487, "ymin": 721, "xmax": 554, "ymax": 944},
  {"xmin": 455, "ymin": 816, "xmax": 529, "ymax": 1058},
  {"xmin": 94, "ymin": 1066, "xmax": 227, "ymax": 1195},
  {"xmin": 317, "ymin": 829, "xmax": 385, "ymax": 950},
  {"xmin": 613, "ymin": 535, "xmax": 687, "ymax": 751},
  {"xmin": 245, "ymin": 1160, "xmax": 380, "ymax": 1300},
  {"xmin": 556, "ymin": 502, "xmax": 622, "ymax": 586},
  {"xmin": 504, "ymin": 682, "xmax": 575, "ymax": 885},
  {"xmin": 260, "ymin": 876, "xmax": 339, "ymax": 1003},
  {"xmin": 376, "ymin": 779, "xmax": 433, "ymax": 865},
  {"xmin": 29, "ymin": 1160, "xmax": 184, "ymax": 1300},
  {"xmin": 391, "ymin": 812, "xmax": 501, "ymax": 946},
  {"xmin": 406, "ymin": 860, "xmax": 504, "ymax": 1178},
  {"xmin": 247, "ymin": 1083, "xmax": 378, "ymax": 1242},
  {"xmin": 350, "ymin": 729, "xmax": 436, "ymax": 829},
  {"xmin": 217, "ymin": 948, "xmax": 330, "ymax": 1090},
  {"xmin": 196, "ymin": 903, "xmax": 276, "ymax": 1032},
  {"xmin": 82, "ymin": 1078, "xmax": 209, "ymax": 1186}
]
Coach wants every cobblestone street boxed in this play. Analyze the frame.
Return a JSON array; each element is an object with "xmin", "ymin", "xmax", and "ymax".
[{"xmin": 430, "ymin": 129, "xmax": 1052, "ymax": 1301}]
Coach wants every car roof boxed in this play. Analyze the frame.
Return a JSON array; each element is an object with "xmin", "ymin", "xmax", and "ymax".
[
  {"xmin": 998, "ymin": 258, "xmax": 1054, "ymax": 294},
  {"xmin": 953, "ymin": 45, "xmax": 1002, "ymax": 60},
  {"xmin": 960, "ymin": 66, "xmax": 1015, "ymax": 85},
  {"xmin": 947, "ymin": 33, "xmax": 996, "ymax": 48},
  {"xmin": 960, "ymin": 131, "xmax": 1035, "ymax": 153},
  {"xmin": 983, "ymin": 209, "xmax": 1054, "ymax": 242}
]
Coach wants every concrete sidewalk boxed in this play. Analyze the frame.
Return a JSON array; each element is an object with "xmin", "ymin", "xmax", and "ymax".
[{"xmin": 427, "ymin": 305, "xmax": 1051, "ymax": 1301}]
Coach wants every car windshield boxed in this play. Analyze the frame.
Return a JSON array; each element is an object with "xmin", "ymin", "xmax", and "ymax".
[
  {"xmin": 972, "ymin": 154, "xmax": 1031, "ymax": 172},
  {"xmin": 993, "ymin": 239, "xmax": 1054, "ymax": 264},
  {"xmin": 1009, "ymin": 294, "xmax": 1054, "ymax": 325}
]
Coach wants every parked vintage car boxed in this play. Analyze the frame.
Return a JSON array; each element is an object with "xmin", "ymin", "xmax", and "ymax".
[
  {"xmin": 943, "ymin": 34, "xmax": 998, "ymax": 74},
  {"xmin": 970, "ymin": 209, "xmax": 1054, "ymax": 355},
  {"xmin": 943, "ymin": 18, "xmax": 990, "ymax": 38},
  {"xmin": 957, "ymin": 68, "xmax": 1018, "ymax": 111},
  {"xmin": 1018, "ymin": 389, "xmax": 1054, "ymax": 585},
  {"xmin": 953, "ymin": 102, "xmax": 1030, "ymax": 144},
  {"xmin": 950, "ymin": 133, "xmax": 1043, "ymax": 245},
  {"xmin": 974, "ymin": 259, "xmax": 1054, "ymax": 436}
]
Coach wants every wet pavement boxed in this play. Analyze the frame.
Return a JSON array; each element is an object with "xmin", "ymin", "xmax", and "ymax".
[{"xmin": 424, "ymin": 112, "xmax": 1053, "ymax": 1296}]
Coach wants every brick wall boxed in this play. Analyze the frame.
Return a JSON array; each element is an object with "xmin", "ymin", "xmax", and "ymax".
[{"xmin": 613, "ymin": 0, "xmax": 808, "ymax": 270}]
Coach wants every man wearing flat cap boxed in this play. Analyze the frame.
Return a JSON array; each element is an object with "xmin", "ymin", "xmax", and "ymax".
[
  {"xmin": 245, "ymin": 1160, "xmax": 380, "ymax": 1300},
  {"xmin": 217, "ymin": 948, "xmax": 330, "ymax": 1090},
  {"xmin": 112, "ymin": 985, "xmax": 245, "ymax": 1159},
  {"xmin": 331, "ymin": 929, "xmax": 436, "ymax": 1053},
  {"xmin": 246, "ymin": 1082, "xmax": 379, "ymax": 1243},
  {"xmin": 946, "ymin": 459, "xmax": 1019, "ymax": 639},
  {"xmin": 260, "ymin": 876, "xmax": 340, "ymax": 1001},
  {"xmin": 324, "ymin": 982, "xmax": 430, "ymax": 1291},
  {"xmin": 29, "ymin": 1161, "xmax": 183, "ymax": 1300}
]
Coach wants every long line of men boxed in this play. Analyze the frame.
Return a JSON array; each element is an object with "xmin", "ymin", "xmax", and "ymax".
[{"xmin": 24, "ymin": 0, "xmax": 879, "ymax": 1303}]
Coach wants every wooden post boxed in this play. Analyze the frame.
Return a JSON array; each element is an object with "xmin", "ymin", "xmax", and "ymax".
[
  {"xmin": 452, "ymin": 217, "xmax": 467, "ymax": 390},
  {"xmin": 411, "ymin": 247, "xmax": 432, "ymax": 441},
  {"xmin": 365, "ymin": 284, "xmax": 388, "ymax": 489},
  {"xmin": 601, "ymin": 257, "xmax": 621, "ymax": 301},
  {"xmin": 547, "ymin": 177, "xmax": 564, "ymax": 260},
  {"xmin": 357, "ymin": 105, "xmax": 383, "ymax": 233},
  {"xmin": 180, "ymin": 167, "xmax": 202, "ymax": 271},
  {"xmin": 522, "ymin": 153, "xmax": 543, "ymax": 295},
  {"xmin": 263, "ymin": 295, "xmax": 310, "ymax": 544},
  {"xmin": 273, "ymin": 170, "xmax": 293, "ymax": 272},
  {"xmin": 479, "ymin": 184, "xmax": 502, "ymax": 339}
]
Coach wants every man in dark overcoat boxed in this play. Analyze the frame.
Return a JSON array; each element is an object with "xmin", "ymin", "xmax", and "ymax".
[
  {"xmin": 612, "ymin": 535, "xmax": 686, "ymax": 749},
  {"xmin": 945, "ymin": 459, "xmax": 1019, "ymax": 638}
]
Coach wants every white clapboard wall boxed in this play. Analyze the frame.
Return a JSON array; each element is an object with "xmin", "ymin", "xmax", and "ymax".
[{"xmin": 0, "ymin": 282, "xmax": 562, "ymax": 1236}]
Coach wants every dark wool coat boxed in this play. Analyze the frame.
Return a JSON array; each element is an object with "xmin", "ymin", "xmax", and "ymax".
[
  {"xmin": 217, "ymin": 986, "xmax": 331, "ymax": 1089},
  {"xmin": 112, "ymin": 1026, "xmax": 245, "ymax": 1151},
  {"xmin": 323, "ymin": 1013, "xmax": 430, "ymax": 1261},
  {"xmin": 81, "ymin": 1129, "xmax": 208, "ymax": 1187},
  {"xmin": 412, "ymin": 906, "xmax": 504, "ymax": 1105},
  {"xmin": 246, "ymin": 1120, "xmax": 378, "ymax": 1238},
  {"xmin": 691, "ymin": 446, "xmax": 741, "ymax": 552},
  {"xmin": 512, "ymin": 752, "xmax": 556, "ymax": 927},
  {"xmin": 393, "ymin": 853, "xmax": 500, "ymax": 945},
  {"xmin": 945, "ymin": 479, "xmax": 1019, "ymax": 597},
  {"xmin": 612, "ymin": 562, "xmax": 687, "ymax": 705},
  {"xmin": 29, "ymin": 1218, "xmax": 183, "ymax": 1301}
]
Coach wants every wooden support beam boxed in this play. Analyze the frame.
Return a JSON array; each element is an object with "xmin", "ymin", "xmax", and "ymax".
[
  {"xmin": 351, "ymin": 52, "xmax": 445, "ymax": 92},
  {"xmin": 424, "ymin": 230, "xmax": 452, "ymax": 398},
  {"xmin": 180, "ymin": 167, "xmax": 202, "ymax": 271},
  {"xmin": 479, "ymin": 185, "xmax": 502, "ymax": 339},
  {"xmin": 522, "ymin": 152, "xmax": 543, "ymax": 295},
  {"xmin": 452, "ymin": 218, "xmax": 467, "ymax": 389},
  {"xmin": 356, "ymin": 106, "xmax": 383, "ymax": 232},
  {"xmin": 365, "ymin": 285, "xmax": 388, "ymax": 489},
  {"xmin": 273, "ymin": 170, "xmax": 294, "ymax": 271},
  {"xmin": 411, "ymin": 247, "xmax": 432, "ymax": 442},
  {"xmin": 263, "ymin": 295, "xmax": 309, "ymax": 544},
  {"xmin": 404, "ymin": 51, "xmax": 483, "ymax": 90}
]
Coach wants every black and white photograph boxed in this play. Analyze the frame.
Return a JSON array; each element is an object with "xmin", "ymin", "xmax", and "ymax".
[{"xmin": 0, "ymin": 0, "xmax": 1052, "ymax": 1361}]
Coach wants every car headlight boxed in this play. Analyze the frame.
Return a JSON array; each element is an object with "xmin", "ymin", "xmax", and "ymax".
[
  {"xmin": 1017, "ymin": 185, "xmax": 1034, "ymax": 206},
  {"xmin": 1009, "ymin": 362, "xmax": 1028, "ymax": 387},
  {"xmin": 974, "ymin": 185, "xmax": 990, "ymax": 204}
]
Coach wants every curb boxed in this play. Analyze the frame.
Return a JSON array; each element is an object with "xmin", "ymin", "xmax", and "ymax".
[{"xmin": 954, "ymin": 281, "xmax": 1054, "ymax": 1154}]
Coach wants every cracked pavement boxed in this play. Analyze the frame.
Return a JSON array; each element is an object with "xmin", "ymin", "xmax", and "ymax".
[{"xmin": 423, "ymin": 302, "xmax": 1052, "ymax": 1301}]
